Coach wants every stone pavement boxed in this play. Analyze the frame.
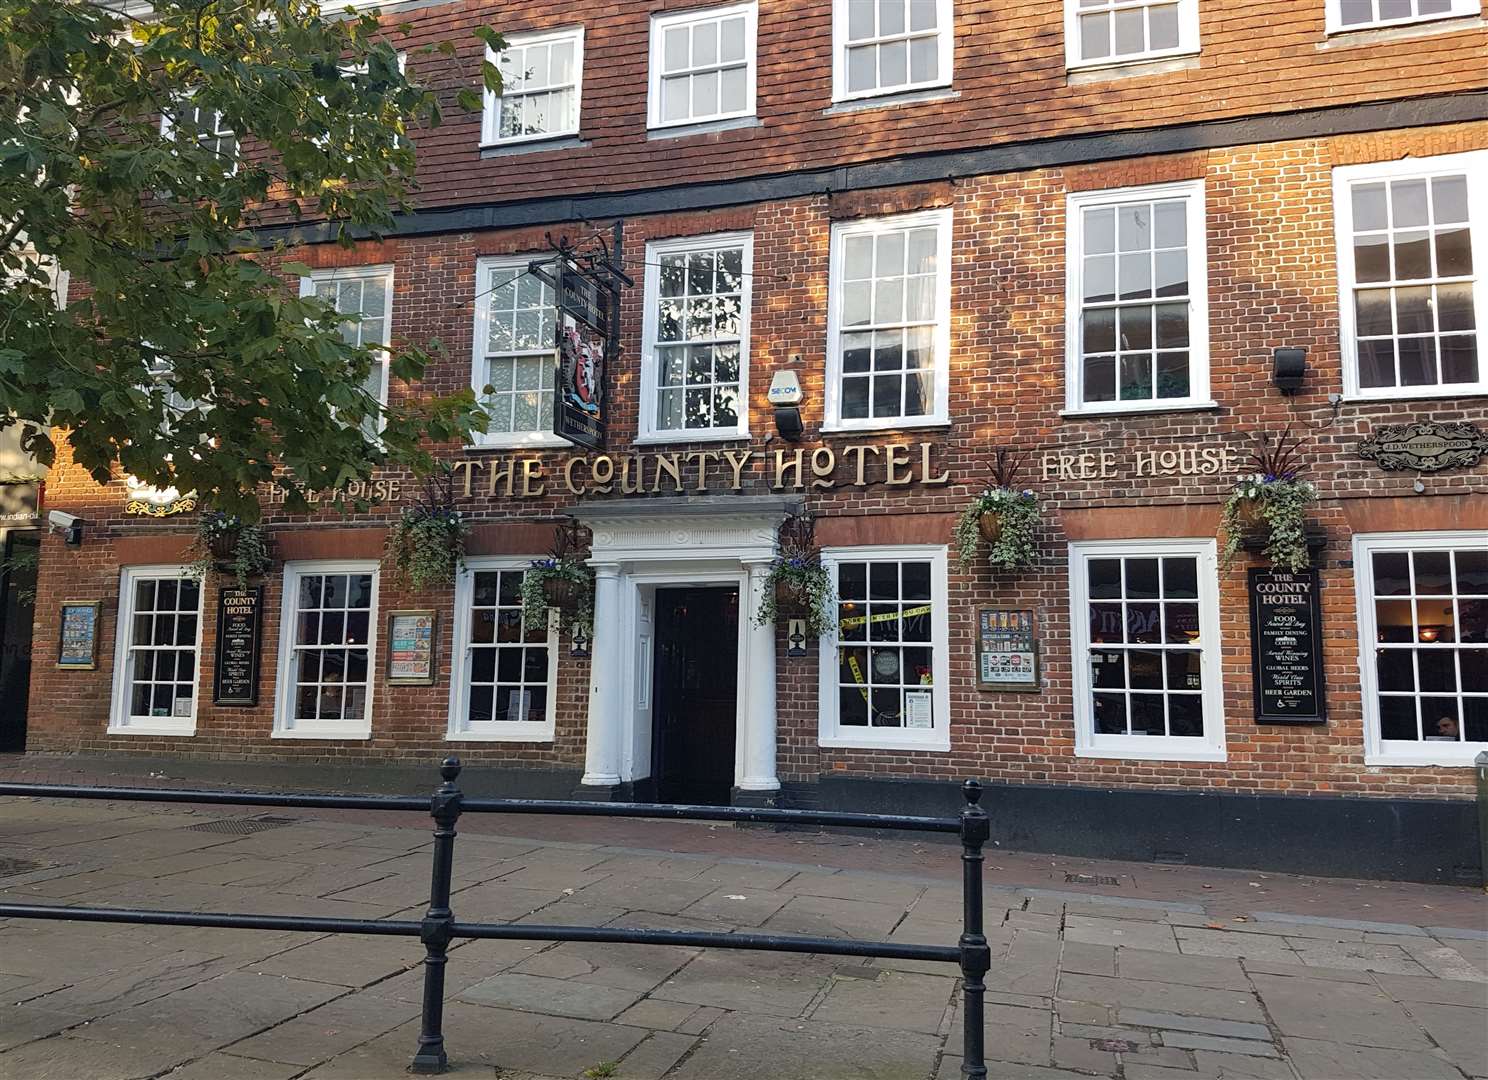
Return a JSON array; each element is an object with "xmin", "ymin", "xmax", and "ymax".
[{"xmin": 0, "ymin": 796, "xmax": 1485, "ymax": 1080}]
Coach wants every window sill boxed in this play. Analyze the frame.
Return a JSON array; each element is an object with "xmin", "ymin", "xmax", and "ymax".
[
  {"xmin": 1366, "ymin": 749, "xmax": 1485, "ymax": 768},
  {"xmin": 107, "ymin": 723, "xmax": 195, "ymax": 737},
  {"xmin": 823, "ymin": 86, "xmax": 959, "ymax": 116},
  {"xmin": 447, "ymin": 728, "xmax": 557, "ymax": 743},
  {"xmin": 466, "ymin": 435, "xmax": 573, "ymax": 452},
  {"xmin": 479, "ymin": 135, "xmax": 589, "ymax": 159},
  {"xmin": 646, "ymin": 116, "xmax": 761, "ymax": 141},
  {"xmin": 272, "ymin": 726, "xmax": 373, "ymax": 741},
  {"xmin": 820, "ymin": 418, "xmax": 952, "ymax": 435},
  {"xmin": 819, "ymin": 733, "xmax": 951, "ymax": 753},
  {"xmin": 1076, "ymin": 743, "xmax": 1227, "ymax": 763},
  {"xmin": 1322, "ymin": 14, "xmax": 1484, "ymax": 45},
  {"xmin": 1061, "ymin": 400, "xmax": 1220, "ymax": 420},
  {"xmin": 633, "ymin": 430, "xmax": 751, "ymax": 447},
  {"xmin": 1067, "ymin": 52, "xmax": 1200, "ymax": 84},
  {"xmin": 1342, "ymin": 387, "xmax": 1488, "ymax": 404}
]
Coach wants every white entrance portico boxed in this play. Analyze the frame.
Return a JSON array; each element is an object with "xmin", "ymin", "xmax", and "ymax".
[{"xmin": 570, "ymin": 496, "xmax": 797, "ymax": 801}]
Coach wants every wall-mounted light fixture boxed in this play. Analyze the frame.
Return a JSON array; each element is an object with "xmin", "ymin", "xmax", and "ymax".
[
  {"xmin": 1272, "ymin": 347, "xmax": 1308, "ymax": 395},
  {"xmin": 768, "ymin": 369, "xmax": 805, "ymax": 442}
]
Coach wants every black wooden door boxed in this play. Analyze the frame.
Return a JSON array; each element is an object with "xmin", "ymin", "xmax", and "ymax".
[
  {"xmin": 651, "ymin": 587, "xmax": 739, "ymax": 806},
  {"xmin": 0, "ymin": 530, "xmax": 39, "ymax": 751}
]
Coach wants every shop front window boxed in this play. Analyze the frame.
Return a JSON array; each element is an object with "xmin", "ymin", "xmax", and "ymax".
[
  {"xmin": 819, "ymin": 546, "xmax": 950, "ymax": 751},
  {"xmin": 449, "ymin": 562, "xmax": 558, "ymax": 742},
  {"xmin": 1356, "ymin": 533, "xmax": 1487, "ymax": 765},
  {"xmin": 276, "ymin": 562, "xmax": 378, "ymax": 739},
  {"xmin": 1070, "ymin": 539, "xmax": 1225, "ymax": 761},
  {"xmin": 110, "ymin": 567, "xmax": 201, "ymax": 734}
]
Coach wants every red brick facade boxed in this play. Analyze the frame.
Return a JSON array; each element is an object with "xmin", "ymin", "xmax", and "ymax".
[{"xmin": 22, "ymin": 2, "xmax": 1488, "ymax": 843}]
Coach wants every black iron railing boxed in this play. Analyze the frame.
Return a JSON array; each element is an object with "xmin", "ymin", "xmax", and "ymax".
[{"xmin": 0, "ymin": 759, "xmax": 992, "ymax": 1077}]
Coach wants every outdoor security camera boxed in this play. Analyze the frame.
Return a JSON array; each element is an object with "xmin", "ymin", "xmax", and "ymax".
[{"xmin": 48, "ymin": 510, "xmax": 85, "ymax": 546}]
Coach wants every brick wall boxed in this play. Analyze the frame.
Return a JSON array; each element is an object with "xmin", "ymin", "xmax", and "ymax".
[
  {"xmin": 241, "ymin": 0, "xmax": 1488, "ymax": 217},
  {"xmin": 27, "ymin": 120, "xmax": 1488, "ymax": 800}
]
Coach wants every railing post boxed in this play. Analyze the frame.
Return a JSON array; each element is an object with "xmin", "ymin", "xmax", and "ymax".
[
  {"xmin": 957, "ymin": 779, "xmax": 990, "ymax": 1080},
  {"xmin": 410, "ymin": 756, "xmax": 464, "ymax": 1075}
]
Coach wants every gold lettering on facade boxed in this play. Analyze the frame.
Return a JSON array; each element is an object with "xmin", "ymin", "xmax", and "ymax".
[
  {"xmin": 921, "ymin": 443, "xmax": 950, "ymax": 485},
  {"xmin": 724, "ymin": 450, "xmax": 756, "ymax": 491},
  {"xmin": 652, "ymin": 453, "xmax": 683, "ymax": 493},
  {"xmin": 452, "ymin": 460, "xmax": 478, "ymax": 498},
  {"xmin": 520, "ymin": 459, "xmax": 545, "ymax": 498},
  {"xmin": 884, "ymin": 444, "xmax": 912, "ymax": 486},
  {"xmin": 618, "ymin": 455, "xmax": 643, "ymax": 495},
  {"xmin": 844, "ymin": 444, "xmax": 880, "ymax": 485},
  {"xmin": 810, "ymin": 447, "xmax": 836, "ymax": 489},
  {"xmin": 486, "ymin": 458, "xmax": 514, "ymax": 497},
  {"xmin": 563, "ymin": 456, "xmax": 588, "ymax": 496},
  {"xmin": 1044, "ymin": 444, "xmax": 1242, "ymax": 482},
  {"xmin": 773, "ymin": 449, "xmax": 804, "ymax": 491},
  {"xmin": 590, "ymin": 455, "xmax": 615, "ymax": 494},
  {"xmin": 686, "ymin": 450, "xmax": 720, "ymax": 491}
]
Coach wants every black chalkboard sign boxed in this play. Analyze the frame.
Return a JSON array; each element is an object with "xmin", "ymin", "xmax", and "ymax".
[
  {"xmin": 1248, "ymin": 569, "xmax": 1326, "ymax": 724},
  {"xmin": 213, "ymin": 586, "xmax": 263, "ymax": 705}
]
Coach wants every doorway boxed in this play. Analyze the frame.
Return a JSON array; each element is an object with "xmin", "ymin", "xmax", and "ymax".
[
  {"xmin": 650, "ymin": 586, "xmax": 739, "ymax": 805},
  {"xmin": 0, "ymin": 530, "xmax": 39, "ymax": 751}
]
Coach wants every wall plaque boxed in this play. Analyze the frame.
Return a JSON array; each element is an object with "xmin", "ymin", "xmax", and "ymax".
[
  {"xmin": 57, "ymin": 600, "xmax": 101, "ymax": 669},
  {"xmin": 213, "ymin": 587, "xmax": 263, "ymax": 705},
  {"xmin": 1357, "ymin": 420, "xmax": 1488, "ymax": 473},
  {"xmin": 1247, "ymin": 569, "xmax": 1326, "ymax": 725},
  {"xmin": 387, "ymin": 610, "xmax": 437, "ymax": 686},
  {"xmin": 977, "ymin": 609, "xmax": 1040, "ymax": 692}
]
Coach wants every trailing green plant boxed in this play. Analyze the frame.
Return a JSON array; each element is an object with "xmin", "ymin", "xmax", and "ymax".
[
  {"xmin": 754, "ymin": 534, "xmax": 836, "ymax": 637},
  {"xmin": 386, "ymin": 469, "xmax": 469, "ymax": 591},
  {"xmin": 520, "ymin": 521, "xmax": 595, "ymax": 636},
  {"xmin": 186, "ymin": 511, "xmax": 273, "ymax": 588},
  {"xmin": 1219, "ymin": 429, "xmax": 1318, "ymax": 574},
  {"xmin": 953, "ymin": 449, "xmax": 1041, "ymax": 572}
]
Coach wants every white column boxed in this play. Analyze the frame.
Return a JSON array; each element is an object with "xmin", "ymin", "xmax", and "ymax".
[
  {"xmin": 738, "ymin": 560, "xmax": 780, "ymax": 793},
  {"xmin": 581, "ymin": 562, "xmax": 625, "ymax": 787}
]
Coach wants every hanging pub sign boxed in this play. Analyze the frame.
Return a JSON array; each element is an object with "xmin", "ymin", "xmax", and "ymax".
[
  {"xmin": 213, "ymin": 586, "xmax": 263, "ymax": 705},
  {"xmin": 977, "ymin": 609, "xmax": 1040, "ymax": 692},
  {"xmin": 553, "ymin": 260, "xmax": 609, "ymax": 452},
  {"xmin": 1247, "ymin": 569, "xmax": 1326, "ymax": 724}
]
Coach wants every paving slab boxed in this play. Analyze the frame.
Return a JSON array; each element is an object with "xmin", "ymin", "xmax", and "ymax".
[
  {"xmin": 1158, "ymin": 1031, "xmax": 1280, "ymax": 1057},
  {"xmin": 221, "ymin": 993, "xmax": 418, "ymax": 1066},
  {"xmin": 1064, "ymin": 914, "xmax": 1179, "ymax": 953},
  {"xmin": 1374, "ymin": 971, "xmax": 1488, "ymax": 1006},
  {"xmin": 1408, "ymin": 1001, "xmax": 1488, "ymax": 1077},
  {"xmin": 0, "ymin": 1003, "xmax": 88, "ymax": 1051},
  {"xmin": 0, "ymin": 1033, "xmax": 192, "ymax": 1080},
  {"xmin": 1175, "ymin": 926, "xmax": 1299, "ymax": 962},
  {"xmin": 1250, "ymin": 973, "xmax": 1432, "ymax": 1050},
  {"xmin": 612, "ymin": 1030, "xmax": 698, "ymax": 1079},
  {"xmin": 1058, "ymin": 973, "xmax": 1265, "ymax": 1023},
  {"xmin": 667, "ymin": 1011, "xmax": 941, "ymax": 1079},
  {"xmin": 990, "ymin": 930, "xmax": 1061, "ymax": 996},
  {"xmin": 1190, "ymin": 1049, "xmax": 1295, "ymax": 1078},
  {"xmin": 161, "ymin": 1052, "xmax": 306, "ymax": 1079},
  {"xmin": 1118, "ymin": 1009, "xmax": 1271, "ymax": 1041},
  {"xmin": 810, "ymin": 969, "xmax": 956, "ymax": 1034},
  {"xmin": 650, "ymin": 948, "xmax": 837, "ymax": 1017},
  {"xmin": 247, "ymin": 932, "xmax": 425, "ymax": 988},
  {"xmin": 614, "ymin": 998, "xmax": 702, "ymax": 1031},
  {"xmin": 1118, "ymin": 948, "xmax": 1250, "ymax": 990},
  {"xmin": 945, "ymin": 1000, "xmax": 1053, "ymax": 1064},
  {"xmin": 460, "ymin": 970, "xmax": 646, "ymax": 1021},
  {"xmin": 1282, "ymin": 1037, "xmax": 1464, "ymax": 1079},
  {"xmin": 680, "ymin": 885, "xmax": 793, "ymax": 926},
  {"xmin": 1287, "ymin": 940, "xmax": 1429, "ymax": 975}
]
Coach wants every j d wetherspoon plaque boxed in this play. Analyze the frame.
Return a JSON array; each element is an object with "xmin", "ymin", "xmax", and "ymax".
[{"xmin": 1247, "ymin": 569, "xmax": 1325, "ymax": 724}]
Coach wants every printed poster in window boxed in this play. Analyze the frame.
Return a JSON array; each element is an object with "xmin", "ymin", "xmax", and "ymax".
[
  {"xmin": 386, "ymin": 610, "xmax": 436, "ymax": 685},
  {"xmin": 977, "ymin": 608, "xmax": 1040, "ymax": 692},
  {"xmin": 905, "ymin": 690, "xmax": 934, "ymax": 730}
]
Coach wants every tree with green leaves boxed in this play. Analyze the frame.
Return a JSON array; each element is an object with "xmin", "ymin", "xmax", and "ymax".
[{"xmin": 0, "ymin": 0, "xmax": 506, "ymax": 516}]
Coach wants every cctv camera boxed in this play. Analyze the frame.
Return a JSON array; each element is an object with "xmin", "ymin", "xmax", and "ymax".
[{"xmin": 48, "ymin": 510, "xmax": 80, "ymax": 529}]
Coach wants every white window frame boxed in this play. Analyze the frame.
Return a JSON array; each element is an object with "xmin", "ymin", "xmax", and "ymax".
[
  {"xmin": 639, "ymin": 231, "xmax": 754, "ymax": 444},
  {"xmin": 1353, "ymin": 531, "xmax": 1488, "ymax": 767},
  {"xmin": 159, "ymin": 96, "xmax": 238, "ymax": 176},
  {"xmin": 831, "ymin": 0, "xmax": 954, "ymax": 103},
  {"xmin": 447, "ymin": 559, "xmax": 560, "ymax": 742},
  {"xmin": 824, "ymin": 208, "xmax": 952, "ymax": 432},
  {"xmin": 648, "ymin": 3, "xmax": 758, "ymax": 130},
  {"xmin": 1063, "ymin": 0, "xmax": 1201, "ymax": 70},
  {"xmin": 298, "ymin": 265, "xmax": 394, "ymax": 431},
  {"xmin": 274, "ymin": 560, "xmax": 380, "ymax": 740},
  {"xmin": 470, "ymin": 255, "xmax": 566, "ymax": 450},
  {"xmin": 817, "ymin": 544, "xmax": 951, "ymax": 752},
  {"xmin": 481, "ymin": 26, "xmax": 585, "ymax": 147},
  {"xmin": 108, "ymin": 565, "xmax": 203, "ymax": 736},
  {"xmin": 1064, "ymin": 180, "xmax": 1211, "ymax": 415},
  {"xmin": 1333, "ymin": 151, "xmax": 1488, "ymax": 401},
  {"xmin": 1068, "ymin": 538, "xmax": 1226, "ymax": 762},
  {"xmin": 1325, "ymin": 0, "xmax": 1480, "ymax": 34}
]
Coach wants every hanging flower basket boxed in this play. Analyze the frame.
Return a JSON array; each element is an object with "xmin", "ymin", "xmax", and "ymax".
[
  {"xmin": 208, "ymin": 528, "xmax": 240, "ymax": 559},
  {"xmin": 977, "ymin": 510, "xmax": 1004, "ymax": 544},
  {"xmin": 543, "ymin": 575, "xmax": 582, "ymax": 612},
  {"xmin": 1219, "ymin": 429, "xmax": 1318, "ymax": 575},
  {"xmin": 1232, "ymin": 497, "xmax": 1266, "ymax": 532},
  {"xmin": 773, "ymin": 577, "xmax": 811, "ymax": 615}
]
